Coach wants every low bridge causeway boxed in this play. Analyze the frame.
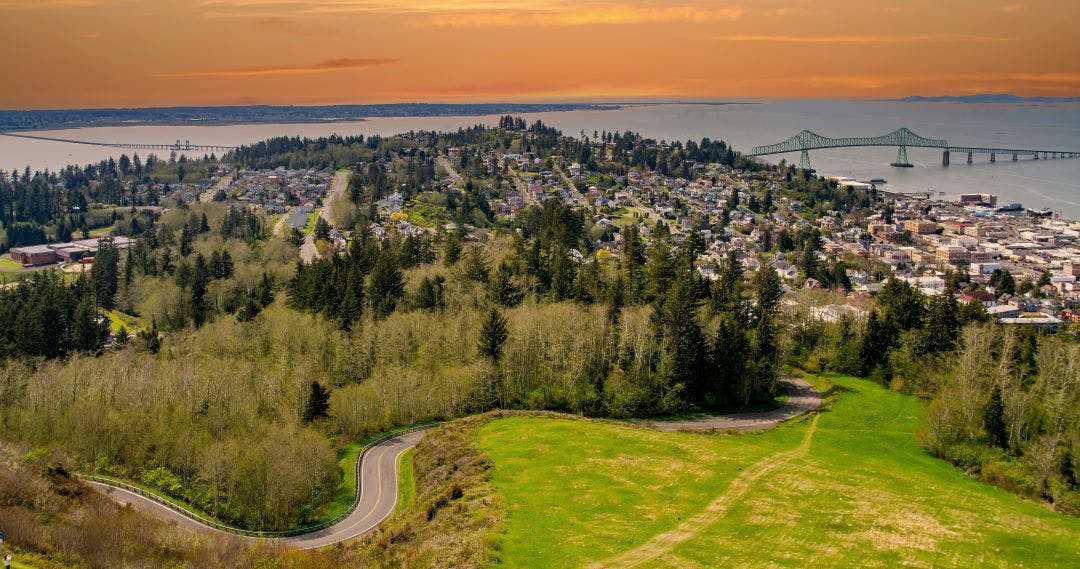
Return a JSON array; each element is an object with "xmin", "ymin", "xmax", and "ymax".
[{"xmin": 1, "ymin": 132, "xmax": 236, "ymax": 153}]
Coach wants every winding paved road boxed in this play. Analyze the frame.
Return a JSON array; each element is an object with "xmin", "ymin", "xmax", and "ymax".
[
  {"xmin": 649, "ymin": 377, "xmax": 820, "ymax": 433},
  {"xmin": 85, "ymin": 380, "xmax": 819, "ymax": 550},
  {"xmin": 87, "ymin": 430, "xmax": 424, "ymax": 550}
]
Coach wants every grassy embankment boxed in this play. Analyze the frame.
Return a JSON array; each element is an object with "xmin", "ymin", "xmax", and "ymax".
[
  {"xmin": 106, "ymin": 310, "xmax": 143, "ymax": 334},
  {"xmin": 476, "ymin": 375, "xmax": 1080, "ymax": 568},
  {"xmin": 302, "ymin": 209, "xmax": 319, "ymax": 236}
]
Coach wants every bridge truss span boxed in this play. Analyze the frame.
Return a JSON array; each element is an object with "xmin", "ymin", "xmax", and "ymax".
[{"xmin": 750, "ymin": 127, "xmax": 1079, "ymax": 170}]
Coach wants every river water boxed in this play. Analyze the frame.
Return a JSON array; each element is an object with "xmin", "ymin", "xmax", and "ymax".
[{"xmin": 3, "ymin": 99, "xmax": 1079, "ymax": 218}]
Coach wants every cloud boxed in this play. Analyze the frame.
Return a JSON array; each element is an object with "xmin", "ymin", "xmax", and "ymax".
[
  {"xmin": 0, "ymin": 0, "xmax": 101, "ymax": 8},
  {"xmin": 153, "ymin": 58, "xmax": 395, "ymax": 78},
  {"xmin": 996, "ymin": 3, "xmax": 1027, "ymax": 12},
  {"xmin": 715, "ymin": 33, "xmax": 1014, "ymax": 43},
  {"xmin": 429, "ymin": 6, "xmax": 744, "ymax": 26},
  {"xmin": 200, "ymin": 1, "xmax": 744, "ymax": 26}
]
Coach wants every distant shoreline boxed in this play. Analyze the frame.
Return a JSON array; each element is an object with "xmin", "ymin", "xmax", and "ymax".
[
  {"xmin": 0, "ymin": 101, "xmax": 771, "ymax": 132},
  {"xmin": 894, "ymin": 94, "xmax": 1080, "ymax": 104},
  {"xmin": 0, "ymin": 102, "xmax": 624, "ymax": 132}
]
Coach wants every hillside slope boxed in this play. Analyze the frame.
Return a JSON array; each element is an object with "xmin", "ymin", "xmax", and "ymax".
[{"xmin": 477, "ymin": 376, "xmax": 1080, "ymax": 568}]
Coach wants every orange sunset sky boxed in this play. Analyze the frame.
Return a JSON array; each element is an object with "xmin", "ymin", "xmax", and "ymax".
[{"xmin": 1, "ymin": 0, "xmax": 1078, "ymax": 109}]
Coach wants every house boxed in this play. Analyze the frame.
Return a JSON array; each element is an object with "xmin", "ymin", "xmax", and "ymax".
[
  {"xmin": 987, "ymin": 304, "xmax": 1021, "ymax": 319},
  {"xmin": 960, "ymin": 290, "xmax": 995, "ymax": 308},
  {"xmin": 999, "ymin": 316, "xmax": 1064, "ymax": 332}
]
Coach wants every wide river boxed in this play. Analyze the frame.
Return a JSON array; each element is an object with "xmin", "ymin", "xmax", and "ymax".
[{"xmin": 3, "ymin": 99, "xmax": 1079, "ymax": 218}]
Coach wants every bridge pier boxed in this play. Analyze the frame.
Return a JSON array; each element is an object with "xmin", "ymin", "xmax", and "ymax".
[
  {"xmin": 798, "ymin": 149, "xmax": 812, "ymax": 171},
  {"xmin": 990, "ymin": 152, "xmax": 996, "ymax": 163},
  {"xmin": 891, "ymin": 145, "xmax": 912, "ymax": 167},
  {"xmin": 967, "ymin": 152, "xmax": 973, "ymax": 164},
  {"xmin": 942, "ymin": 151, "xmax": 950, "ymax": 166},
  {"xmin": 1013, "ymin": 153, "xmax": 1018, "ymax": 161}
]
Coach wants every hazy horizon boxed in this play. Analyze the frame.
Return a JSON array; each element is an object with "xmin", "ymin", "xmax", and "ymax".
[{"xmin": 2, "ymin": 1, "xmax": 1078, "ymax": 109}]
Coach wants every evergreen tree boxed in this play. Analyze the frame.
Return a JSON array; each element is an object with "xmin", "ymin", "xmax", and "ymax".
[
  {"xmin": 90, "ymin": 237, "xmax": 120, "ymax": 310},
  {"xmin": 645, "ymin": 237, "xmax": 675, "ymax": 303},
  {"xmin": 607, "ymin": 273, "xmax": 625, "ymax": 326},
  {"xmin": 302, "ymin": 381, "xmax": 331, "ymax": 423},
  {"xmin": 983, "ymin": 385, "xmax": 1008, "ymax": 449},
  {"xmin": 488, "ymin": 261, "xmax": 522, "ymax": 307},
  {"xmin": 337, "ymin": 272, "xmax": 365, "ymax": 329},
  {"xmin": 114, "ymin": 325, "xmax": 130, "ymax": 347},
  {"xmin": 368, "ymin": 250, "xmax": 405, "ymax": 319},
  {"xmin": 478, "ymin": 307, "xmax": 509, "ymax": 362},
  {"xmin": 711, "ymin": 250, "xmax": 744, "ymax": 318},
  {"xmin": 413, "ymin": 275, "xmax": 446, "ymax": 311},
  {"xmin": 621, "ymin": 224, "xmax": 646, "ymax": 304},
  {"xmin": 191, "ymin": 253, "xmax": 210, "ymax": 327},
  {"xmin": 752, "ymin": 265, "xmax": 783, "ymax": 322},
  {"xmin": 859, "ymin": 310, "xmax": 896, "ymax": 377},
  {"xmin": 654, "ymin": 271, "xmax": 706, "ymax": 402},
  {"xmin": 70, "ymin": 295, "xmax": 107, "ymax": 353},
  {"xmin": 443, "ymin": 231, "xmax": 463, "ymax": 266},
  {"xmin": 920, "ymin": 293, "xmax": 959, "ymax": 355},
  {"xmin": 179, "ymin": 224, "xmax": 194, "ymax": 256},
  {"xmin": 712, "ymin": 312, "xmax": 749, "ymax": 405},
  {"xmin": 314, "ymin": 217, "xmax": 331, "ymax": 241},
  {"xmin": 462, "ymin": 245, "xmax": 491, "ymax": 283}
]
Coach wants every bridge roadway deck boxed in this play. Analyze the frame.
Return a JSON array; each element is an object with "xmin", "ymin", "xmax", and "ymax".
[{"xmin": 0, "ymin": 132, "xmax": 236, "ymax": 152}]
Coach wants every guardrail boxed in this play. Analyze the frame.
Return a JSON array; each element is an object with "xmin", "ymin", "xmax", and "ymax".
[{"xmin": 76, "ymin": 421, "xmax": 443, "ymax": 539}]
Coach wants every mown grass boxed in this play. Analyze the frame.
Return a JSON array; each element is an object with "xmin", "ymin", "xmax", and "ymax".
[
  {"xmin": 0, "ymin": 256, "xmax": 23, "ymax": 271},
  {"xmin": 476, "ymin": 375, "xmax": 1080, "ymax": 568},
  {"xmin": 397, "ymin": 447, "xmax": 416, "ymax": 511},
  {"xmin": 302, "ymin": 209, "xmax": 319, "ymax": 236}
]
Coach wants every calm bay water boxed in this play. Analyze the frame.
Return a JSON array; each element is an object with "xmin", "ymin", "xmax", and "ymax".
[{"xmin": 3, "ymin": 100, "xmax": 1079, "ymax": 218}]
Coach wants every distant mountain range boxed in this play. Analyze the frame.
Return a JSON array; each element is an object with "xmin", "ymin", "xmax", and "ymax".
[{"xmin": 898, "ymin": 94, "xmax": 1080, "ymax": 103}]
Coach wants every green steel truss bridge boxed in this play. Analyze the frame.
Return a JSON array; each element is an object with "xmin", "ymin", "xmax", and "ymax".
[{"xmin": 749, "ymin": 127, "xmax": 1080, "ymax": 170}]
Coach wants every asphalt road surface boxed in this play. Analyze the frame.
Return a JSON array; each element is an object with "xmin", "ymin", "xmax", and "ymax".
[
  {"xmin": 88, "ymin": 430, "xmax": 425, "ymax": 550},
  {"xmin": 649, "ymin": 377, "xmax": 821, "ymax": 432}
]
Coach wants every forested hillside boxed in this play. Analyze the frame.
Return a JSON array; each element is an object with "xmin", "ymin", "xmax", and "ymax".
[{"xmin": 0, "ymin": 121, "xmax": 1076, "ymax": 550}]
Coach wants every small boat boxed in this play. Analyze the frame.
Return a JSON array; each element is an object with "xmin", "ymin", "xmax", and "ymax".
[
  {"xmin": 1027, "ymin": 208, "xmax": 1052, "ymax": 217},
  {"xmin": 997, "ymin": 203, "xmax": 1023, "ymax": 212}
]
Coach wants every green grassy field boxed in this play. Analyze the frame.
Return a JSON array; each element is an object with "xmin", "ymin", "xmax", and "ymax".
[
  {"xmin": 106, "ymin": 310, "xmax": 143, "ymax": 334},
  {"xmin": 0, "ymin": 256, "xmax": 23, "ymax": 271},
  {"xmin": 476, "ymin": 376, "xmax": 1080, "ymax": 568}
]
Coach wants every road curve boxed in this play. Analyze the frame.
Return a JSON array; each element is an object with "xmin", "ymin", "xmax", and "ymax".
[
  {"xmin": 87, "ymin": 430, "xmax": 426, "ymax": 550},
  {"xmin": 649, "ymin": 377, "xmax": 820, "ymax": 433},
  {"xmin": 84, "ymin": 379, "xmax": 820, "ymax": 548}
]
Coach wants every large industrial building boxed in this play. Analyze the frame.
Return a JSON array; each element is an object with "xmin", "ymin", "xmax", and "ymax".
[{"xmin": 8, "ymin": 236, "xmax": 134, "ymax": 267}]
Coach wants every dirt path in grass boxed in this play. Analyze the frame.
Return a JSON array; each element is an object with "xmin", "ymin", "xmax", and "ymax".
[
  {"xmin": 590, "ymin": 414, "xmax": 820, "ymax": 569},
  {"xmin": 649, "ymin": 377, "xmax": 820, "ymax": 433}
]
